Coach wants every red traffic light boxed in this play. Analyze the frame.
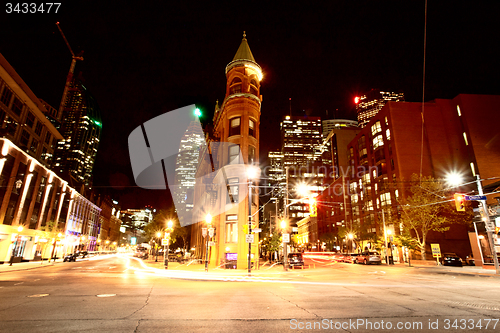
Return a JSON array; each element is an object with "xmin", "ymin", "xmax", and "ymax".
[{"xmin": 354, "ymin": 96, "xmax": 360, "ymax": 104}]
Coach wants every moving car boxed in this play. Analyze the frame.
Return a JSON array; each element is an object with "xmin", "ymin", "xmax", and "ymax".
[
  {"xmin": 63, "ymin": 251, "xmax": 88, "ymax": 262},
  {"xmin": 287, "ymin": 252, "xmax": 305, "ymax": 268},
  {"xmin": 356, "ymin": 251, "xmax": 381, "ymax": 265},
  {"xmin": 441, "ymin": 253, "xmax": 463, "ymax": 267},
  {"xmin": 344, "ymin": 253, "xmax": 360, "ymax": 264}
]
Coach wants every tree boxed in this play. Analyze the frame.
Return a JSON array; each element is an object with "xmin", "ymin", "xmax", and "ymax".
[
  {"xmin": 399, "ymin": 174, "xmax": 473, "ymax": 260},
  {"xmin": 319, "ymin": 232, "xmax": 336, "ymax": 251}
]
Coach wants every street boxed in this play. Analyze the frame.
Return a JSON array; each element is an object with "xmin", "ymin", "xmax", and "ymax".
[{"xmin": 1, "ymin": 255, "xmax": 499, "ymax": 332}]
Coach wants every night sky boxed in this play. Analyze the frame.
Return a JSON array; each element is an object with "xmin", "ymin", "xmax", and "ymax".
[{"xmin": 2, "ymin": 1, "xmax": 499, "ymax": 209}]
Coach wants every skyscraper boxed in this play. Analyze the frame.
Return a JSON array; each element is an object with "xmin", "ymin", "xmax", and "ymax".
[
  {"xmin": 356, "ymin": 89, "xmax": 404, "ymax": 128},
  {"xmin": 54, "ymin": 77, "xmax": 102, "ymax": 186},
  {"xmin": 173, "ymin": 120, "xmax": 205, "ymax": 213}
]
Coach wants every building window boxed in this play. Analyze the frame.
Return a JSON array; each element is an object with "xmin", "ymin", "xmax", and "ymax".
[
  {"xmin": 229, "ymin": 77, "xmax": 242, "ymax": 95},
  {"xmin": 4, "ymin": 115, "xmax": 18, "ymax": 137},
  {"xmin": 373, "ymin": 134, "xmax": 384, "ymax": 149},
  {"xmin": 249, "ymin": 119, "xmax": 255, "ymax": 137},
  {"xmin": 227, "ymin": 177, "xmax": 239, "ymax": 204},
  {"xmin": 20, "ymin": 129, "xmax": 30, "ymax": 148},
  {"xmin": 44, "ymin": 132, "xmax": 52, "ymax": 145},
  {"xmin": 0, "ymin": 87, "xmax": 13, "ymax": 107},
  {"xmin": 35, "ymin": 121, "xmax": 43, "ymax": 136},
  {"xmin": 228, "ymin": 144, "xmax": 240, "ymax": 164},
  {"xmin": 248, "ymin": 145, "xmax": 256, "ymax": 164},
  {"xmin": 11, "ymin": 97, "xmax": 23, "ymax": 116},
  {"xmin": 371, "ymin": 121, "xmax": 382, "ymax": 136},
  {"xmin": 26, "ymin": 112, "xmax": 35, "ymax": 128},
  {"xmin": 225, "ymin": 215, "xmax": 238, "ymax": 243},
  {"xmin": 30, "ymin": 138, "xmax": 38, "ymax": 154},
  {"xmin": 229, "ymin": 117, "xmax": 241, "ymax": 137},
  {"xmin": 386, "ymin": 128, "xmax": 391, "ymax": 141},
  {"xmin": 380, "ymin": 192, "xmax": 391, "ymax": 206}
]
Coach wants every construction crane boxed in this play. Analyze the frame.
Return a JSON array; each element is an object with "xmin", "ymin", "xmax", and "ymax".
[{"xmin": 56, "ymin": 21, "xmax": 84, "ymax": 116}]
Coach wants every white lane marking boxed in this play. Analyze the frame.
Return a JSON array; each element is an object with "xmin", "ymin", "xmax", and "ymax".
[
  {"xmin": 96, "ymin": 294, "xmax": 116, "ymax": 297},
  {"xmin": 14, "ymin": 282, "xmax": 24, "ymax": 285},
  {"xmin": 27, "ymin": 294, "xmax": 49, "ymax": 298}
]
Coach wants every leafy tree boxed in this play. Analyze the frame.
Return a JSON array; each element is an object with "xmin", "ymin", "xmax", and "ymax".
[
  {"xmin": 399, "ymin": 174, "xmax": 473, "ymax": 260},
  {"xmin": 319, "ymin": 232, "xmax": 336, "ymax": 251}
]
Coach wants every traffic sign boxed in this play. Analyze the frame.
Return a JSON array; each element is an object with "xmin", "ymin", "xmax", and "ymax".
[
  {"xmin": 202, "ymin": 228, "xmax": 207, "ymax": 238},
  {"xmin": 253, "ymin": 228, "xmax": 262, "ymax": 233},
  {"xmin": 465, "ymin": 195, "xmax": 487, "ymax": 201},
  {"xmin": 431, "ymin": 243, "xmax": 441, "ymax": 258},
  {"xmin": 246, "ymin": 234, "xmax": 254, "ymax": 243},
  {"xmin": 208, "ymin": 241, "xmax": 215, "ymax": 246},
  {"xmin": 161, "ymin": 239, "xmax": 169, "ymax": 246},
  {"xmin": 283, "ymin": 233, "xmax": 290, "ymax": 243}
]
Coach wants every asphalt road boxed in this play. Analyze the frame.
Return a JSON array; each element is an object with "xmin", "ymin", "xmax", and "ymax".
[{"xmin": 1, "ymin": 256, "xmax": 499, "ymax": 333}]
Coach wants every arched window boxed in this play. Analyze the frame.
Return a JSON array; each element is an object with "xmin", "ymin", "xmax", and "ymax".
[
  {"xmin": 230, "ymin": 77, "xmax": 242, "ymax": 95},
  {"xmin": 249, "ymin": 79, "xmax": 258, "ymax": 96}
]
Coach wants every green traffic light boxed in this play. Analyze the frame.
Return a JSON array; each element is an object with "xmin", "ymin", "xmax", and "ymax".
[{"xmin": 194, "ymin": 108, "xmax": 202, "ymax": 117}]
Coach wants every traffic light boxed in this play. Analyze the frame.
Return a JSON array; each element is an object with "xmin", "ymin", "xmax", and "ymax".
[
  {"xmin": 309, "ymin": 197, "xmax": 317, "ymax": 217},
  {"xmin": 454, "ymin": 193, "xmax": 465, "ymax": 211}
]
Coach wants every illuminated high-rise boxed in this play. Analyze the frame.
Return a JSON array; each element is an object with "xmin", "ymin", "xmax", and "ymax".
[
  {"xmin": 356, "ymin": 89, "xmax": 404, "ymax": 128},
  {"xmin": 173, "ymin": 120, "xmax": 205, "ymax": 212},
  {"xmin": 53, "ymin": 77, "xmax": 102, "ymax": 186}
]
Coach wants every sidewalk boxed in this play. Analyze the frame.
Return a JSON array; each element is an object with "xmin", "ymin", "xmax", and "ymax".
[
  {"xmin": 0, "ymin": 259, "xmax": 63, "ymax": 273},
  {"xmin": 404, "ymin": 261, "xmax": 500, "ymax": 278}
]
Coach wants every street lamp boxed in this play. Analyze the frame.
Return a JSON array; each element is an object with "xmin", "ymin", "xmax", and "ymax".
[
  {"xmin": 205, "ymin": 214, "xmax": 211, "ymax": 272},
  {"xmin": 281, "ymin": 219, "xmax": 288, "ymax": 271},
  {"xmin": 164, "ymin": 220, "xmax": 173, "ymax": 269},
  {"xmin": 155, "ymin": 232, "xmax": 161, "ymax": 262},
  {"xmin": 246, "ymin": 165, "xmax": 260, "ymax": 276},
  {"xmin": 348, "ymin": 233, "xmax": 354, "ymax": 253}
]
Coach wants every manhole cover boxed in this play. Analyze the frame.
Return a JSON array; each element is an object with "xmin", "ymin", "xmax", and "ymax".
[
  {"xmin": 96, "ymin": 294, "xmax": 116, "ymax": 297},
  {"xmin": 28, "ymin": 294, "xmax": 49, "ymax": 298}
]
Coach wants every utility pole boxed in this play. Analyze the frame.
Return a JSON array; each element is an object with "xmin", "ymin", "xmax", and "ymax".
[
  {"xmin": 476, "ymin": 175, "xmax": 500, "ymax": 274},
  {"xmin": 382, "ymin": 209, "xmax": 389, "ymax": 265}
]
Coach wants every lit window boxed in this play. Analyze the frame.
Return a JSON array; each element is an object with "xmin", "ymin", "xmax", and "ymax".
[
  {"xmin": 371, "ymin": 121, "xmax": 382, "ymax": 136},
  {"xmin": 249, "ymin": 119, "xmax": 255, "ymax": 137},
  {"xmin": 373, "ymin": 135, "xmax": 384, "ymax": 149},
  {"xmin": 225, "ymin": 215, "xmax": 238, "ymax": 243},
  {"xmin": 386, "ymin": 129, "xmax": 391, "ymax": 140},
  {"xmin": 228, "ymin": 144, "xmax": 240, "ymax": 164},
  {"xmin": 229, "ymin": 117, "xmax": 241, "ymax": 137}
]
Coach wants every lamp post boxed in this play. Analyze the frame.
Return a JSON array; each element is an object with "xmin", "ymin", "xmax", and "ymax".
[
  {"xmin": 205, "ymin": 214, "xmax": 211, "ymax": 272},
  {"xmin": 164, "ymin": 220, "xmax": 173, "ymax": 269},
  {"xmin": 247, "ymin": 165, "xmax": 260, "ymax": 276},
  {"xmin": 281, "ymin": 219, "xmax": 288, "ymax": 271},
  {"xmin": 155, "ymin": 232, "xmax": 161, "ymax": 262}
]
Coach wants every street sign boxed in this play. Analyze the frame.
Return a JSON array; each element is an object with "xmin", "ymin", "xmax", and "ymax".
[
  {"xmin": 161, "ymin": 239, "xmax": 169, "ymax": 246},
  {"xmin": 246, "ymin": 234, "xmax": 254, "ymax": 243},
  {"xmin": 431, "ymin": 243, "xmax": 441, "ymax": 258},
  {"xmin": 208, "ymin": 241, "xmax": 215, "ymax": 246},
  {"xmin": 465, "ymin": 195, "xmax": 487, "ymax": 201},
  {"xmin": 283, "ymin": 233, "xmax": 290, "ymax": 243},
  {"xmin": 253, "ymin": 228, "xmax": 262, "ymax": 233}
]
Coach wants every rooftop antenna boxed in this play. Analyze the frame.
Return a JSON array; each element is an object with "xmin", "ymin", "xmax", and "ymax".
[
  {"xmin": 56, "ymin": 22, "xmax": 84, "ymax": 117},
  {"xmin": 289, "ymin": 97, "xmax": 292, "ymax": 116}
]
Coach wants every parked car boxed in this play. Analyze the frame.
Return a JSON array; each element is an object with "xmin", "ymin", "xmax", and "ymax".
[
  {"xmin": 464, "ymin": 254, "xmax": 475, "ymax": 266},
  {"xmin": 356, "ymin": 251, "xmax": 382, "ymax": 265},
  {"xmin": 287, "ymin": 252, "xmax": 305, "ymax": 268},
  {"xmin": 344, "ymin": 253, "xmax": 360, "ymax": 264},
  {"xmin": 441, "ymin": 253, "xmax": 463, "ymax": 267}
]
